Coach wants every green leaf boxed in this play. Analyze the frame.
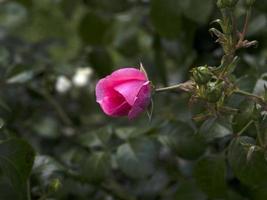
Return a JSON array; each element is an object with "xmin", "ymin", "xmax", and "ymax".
[
  {"xmin": 32, "ymin": 155, "xmax": 67, "ymax": 196},
  {"xmin": 33, "ymin": 117, "xmax": 60, "ymax": 139},
  {"xmin": 88, "ymin": 48, "xmax": 113, "ymax": 76},
  {"xmin": 15, "ymin": 0, "xmax": 33, "ymax": 8},
  {"xmin": 199, "ymin": 117, "xmax": 232, "ymax": 141},
  {"xmin": 159, "ymin": 121, "xmax": 207, "ymax": 160},
  {"xmin": 247, "ymin": 14, "xmax": 267, "ymax": 36},
  {"xmin": 116, "ymin": 138, "xmax": 158, "ymax": 179},
  {"xmin": 254, "ymin": 76, "xmax": 267, "ymax": 95},
  {"xmin": 236, "ymin": 75, "xmax": 257, "ymax": 93},
  {"xmin": 77, "ymin": 127, "xmax": 112, "ymax": 149},
  {"xmin": 7, "ymin": 70, "xmax": 34, "ymax": 84},
  {"xmin": 175, "ymin": 180, "xmax": 206, "ymax": 200},
  {"xmin": 133, "ymin": 170, "xmax": 169, "ymax": 196},
  {"xmin": 33, "ymin": 155, "xmax": 65, "ymax": 187},
  {"xmin": 180, "ymin": 0, "xmax": 213, "ymax": 24},
  {"xmin": 0, "ymin": 176, "xmax": 18, "ymax": 200},
  {"xmin": 82, "ymin": 151, "xmax": 111, "ymax": 183},
  {"xmin": 115, "ymin": 125, "xmax": 155, "ymax": 140},
  {"xmin": 0, "ymin": 2, "xmax": 27, "ymax": 28},
  {"xmin": 232, "ymin": 100, "xmax": 255, "ymax": 133},
  {"xmin": 79, "ymin": 11, "xmax": 113, "ymax": 45},
  {"xmin": 228, "ymin": 136, "xmax": 267, "ymax": 187},
  {"xmin": 150, "ymin": 0, "xmax": 182, "ymax": 38},
  {"xmin": 83, "ymin": 0, "xmax": 130, "ymax": 13},
  {"xmin": 194, "ymin": 155, "xmax": 227, "ymax": 198},
  {"xmin": 0, "ymin": 97, "xmax": 11, "ymax": 112},
  {"xmin": 0, "ymin": 138, "xmax": 35, "ymax": 199},
  {"xmin": 18, "ymin": 0, "xmax": 81, "ymax": 63},
  {"xmin": 0, "ymin": 118, "xmax": 4, "ymax": 129},
  {"xmin": 0, "ymin": 46, "xmax": 10, "ymax": 66}
]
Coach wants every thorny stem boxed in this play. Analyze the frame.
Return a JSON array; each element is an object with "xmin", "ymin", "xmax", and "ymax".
[
  {"xmin": 155, "ymin": 80, "xmax": 194, "ymax": 93},
  {"xmin": 237, "ymin": 120, "xmax": 253, "ymax": 136},
  {"xmin": 236, "ymin": 7, "xmax": 252, "ymax": 49},
  {"xmin": 155, "ymin": 84, "xmax": 183, "ymax": 92}
]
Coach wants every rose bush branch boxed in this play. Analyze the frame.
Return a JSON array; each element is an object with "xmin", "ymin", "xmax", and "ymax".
[
  {"xmin": 95, "ymin": 0, "xmax": 267, "ymax": 123},
  {"xmin": 154, "ymin": 0, "xmax": 267, "ymax": 116}
]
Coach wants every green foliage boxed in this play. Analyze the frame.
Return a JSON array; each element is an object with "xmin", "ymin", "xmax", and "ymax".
[
  {"xmin": 0, "ymin": 139, "xmax": 35, "ymax": 199},
  {"xmin": 81, "ymin": 151, "xmax": 111, "ymax": 182},
  {"xmin": 159, "ymin": 120, "xmax": 207, "ymax": 160},
  {"xmin": 116, "ymin": 137, "xmax": 158, "ymax": 179},
  {"xmin": 79, "ymin": 11, "xmax": 113, "ymax": 46},
  {"xmin": 194, "ymin": 155, "xmax": 227, "ymax": 198},
  {"xmin": 228, "ymin": 136, "xmax": 267, "ymax": 187}
]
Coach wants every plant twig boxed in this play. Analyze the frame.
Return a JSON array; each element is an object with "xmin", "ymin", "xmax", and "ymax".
[
  {"xmin": 237, "ymin": 120, "xmax": 253, "ymax": 136},
  {"xmin": 155, "ymin": 80, "xmax": 194, "ymax": 93},
  {"xmin": 233, "ymin": 89, "xmax": 264, "ymax": 102},
  {"xmin": 236, "ymin": 7, "xmax": 252, "ymax": 49},
  {"xmin": 155, "ymin": 84, "xmax": 183, "ymax": 92}
]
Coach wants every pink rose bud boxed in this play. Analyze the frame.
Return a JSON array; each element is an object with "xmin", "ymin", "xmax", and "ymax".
[{"xmin": 95, "ymin": 68, "xmax": 151, "ymax": 119}]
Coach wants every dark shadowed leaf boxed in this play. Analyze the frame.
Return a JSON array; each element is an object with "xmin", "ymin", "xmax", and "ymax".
[
  {"xmin": 83, "ymin": 0, "xmax": 130, "ymax": 13},
  {"xmin": 0, "ymin": 138, "xmax": 35, "ymax": 200},
  {"xmin": 180, "ymin": 0, "xmax": 213, "ymax": 24},
  {"xmin": 175, "ymin": 180, "xmax": 206, "ymax": 200},
  {"xmin": 82, "ymin": 151, "xmax": 111, "ymax": 183},
  {"xmin": 150, "ymin": 0, "xmax": 182, "ymax": 38},
  {"xmin": 228, "ymin": 136, "xmax": 267, "ymax": 187},
  {"xmin": 232, "ymin": 100, "xmax": 255, "ymax": 133},
  {"xmin": 79, "ymin": 11, "xmax": 113, "ymax": 46},
  {"xmin": 133, "ymin": 170, "xmax": 169, "ymax": 197},
  {"xmin": 194, "ymin": 155, "xmax": 227, "ymax": 198},
  {"xmin": 116, "ymin": 138, "xmax": 158, "ymax": 179},
  {"xmin": 199, "ymin": 117, "xmax": 232, "ymax": 141},
  {"xmin": 33, "ymin": 155, "xmax": 65, "ymax": 184},
  {"xmin": 159, "ymin": 121, "xmax": 207, "ymax": 160},
  {"xmin": 77, "ymin": 127, "xmax": 112, "ymax": 149},
  {"xmin": 88, "ymin": 48, "xmax": 113, "ymax": 76}
]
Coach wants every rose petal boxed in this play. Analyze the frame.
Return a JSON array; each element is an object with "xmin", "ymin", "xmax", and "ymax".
[
  {"xmin": 95, "ymin": 67, "xmax": 150, "ymax": 119},
  {"xmin": 95, "ymin": 77, "xmax": 110, "ymax": 103},
  {"xmin": 98, "ymin": 91, "xmax": 131, "ymax": 117},
  {"xmin": 128, "ymin": 81, "xmax": 151, "ymax": 119},
  {"xmin": 114, "ymin": 80, "xmax": 145, "ymax": 105},
  {"xmin": 96, "ymin": 68, "xmax": 147, "ymax": 103},
  {"xmin": 109, "ymin": 68, "xmax": 147, "ymax": 84}
]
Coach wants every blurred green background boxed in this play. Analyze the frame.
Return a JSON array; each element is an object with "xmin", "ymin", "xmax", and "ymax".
[{"xmin": 0, "ymin": 0, "xmax": 267, "ymax": 199}]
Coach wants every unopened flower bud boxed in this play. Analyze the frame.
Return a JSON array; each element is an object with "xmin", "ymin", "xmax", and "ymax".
[
  {"xmin": 192, "ymin": 65, "xmax": 213, "ymax": 85},
  {"xmin": 217, "ymin": 0, "xmax": 239, "ymax": 8},
  {"xmin": 49, "ymin": 179, "xmax": 62, "ymax": 192},
  {"xmin": 205, "ymin": 81, "xmax": 224, "ymax": 103}
]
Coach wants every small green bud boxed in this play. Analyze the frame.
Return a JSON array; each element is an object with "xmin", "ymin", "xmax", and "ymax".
[
  {"xmin": 205, "ymin": 81, "xmax": 224, "ymax": 103},
  {"xmin": 192, "ymin": 65, "xmax": 213, "ymax": 85},
  {"xmin": 217, "ymin": 0, "xmax": 239, "ymax": 8},
  {"xmin": 49, "ymin": 179, "xmax": 62, "ymax": 192}
]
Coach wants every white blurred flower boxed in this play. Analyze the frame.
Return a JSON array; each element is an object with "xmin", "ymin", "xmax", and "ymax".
[
  {"xmin": 55, "ymin": 75, "xmax": 72, "ymax": 93},
  {"xmin": 72, "ymin": 67, "xmax": 93, "ymax": 87}
]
